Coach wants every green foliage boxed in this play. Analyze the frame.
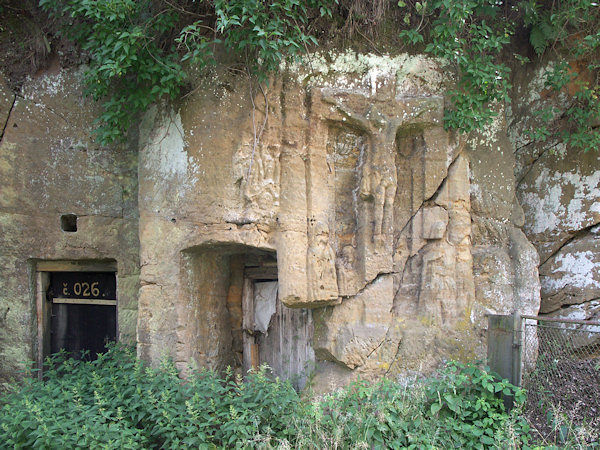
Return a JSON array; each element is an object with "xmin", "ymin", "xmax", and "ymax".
[
  {"xmin": 214, "ymin": 0, "xmax": 333, "ymax": 84},
  {"xmin": 522, "ymin": 0, "xmax": 598, "ymax": 57},
  {"xmin": 533, "ymin": 60, "xmax": 600, "ymax": 153},
  {"xmin": 398, "ymin": 0, "xmax": 512, "ymax": 133},
  {"xmin": 0, "ymin": 348, "xmax": 533, "ymax": 448},
  {"xmin": 521, "ymin": 0, "xmax": 600, "ymax": 152},
  {"xmin": 0, "ymin": 348, "xmax": 530, "ymax": 449},
  {"xmin": 296, "ymin": 378, "xmax": 438, "ymax": 448},
  {"xmin": 39, "ymin": 0, "xmax": 189, "ymax": 145},
  {"xmin": 396, "ymin": 0, "xmax": 600, "ymax": 151},
  {"xmin": 424, "ymin": 361, "xmax": 530, "ymax": 449},
  {"xmin": 295, "ymin": 362, "xmax": 531, "ymax": 449},
  {"xmin": 36, "ymin": 0, "xmax": 600, "ymax": 151},
  {"xmin": 38, "ymin": 0, "xmax": 333, "ymax": 145},
  {"xmin": 0, "ymin": 344, "xmax": 302, "ymax": 448}
]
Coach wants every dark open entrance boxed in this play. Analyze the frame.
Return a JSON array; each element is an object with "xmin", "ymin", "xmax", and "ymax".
[
  {"xmin": 47, "ymin": 271, "xmax": 117, "ymax": 360},
  {"xmin": 181, "ymin": 246, "xmax": 314, "ymax": 389}
]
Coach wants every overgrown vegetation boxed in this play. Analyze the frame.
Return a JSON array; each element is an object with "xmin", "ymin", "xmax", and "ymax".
[
  {"xmin": 521, "ymin": 0, "xmax": 600, "ymax": 152},
  {"xmin": 0, "ymin": 344, "xmax": 531, "ymax": 449},
  {"xmin": 396, "ymin": 0, "xmax": 600, "ymax": 151},
  {"xmin": 2, "ymin": 0, "xmax": 597, "ymax": 149},
  {"xmin": 38, "ymin": 0, "xmax": 334, "ymax": 144},
  {"xmin": 398, "ymin": 0, "xmax": 513, "ymax": 133}
]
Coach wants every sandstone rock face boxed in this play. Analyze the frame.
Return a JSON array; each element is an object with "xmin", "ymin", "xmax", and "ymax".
[
  {"xmin": 0, "ymin": 69, "xmax": 139, "ymax": 387},
  {"xmin": 468, "ymin": 111, "xmax": 541, "ymax": 324},
  {"xmin": 508, "ymin": 63, "xmax": 600, "ymax": 316},
  {"xmin": 135, "ymin": 51, "xmax": 540, "ymax": 389},
  {"xmin": 0, "ymin": 50, "xmax": 548, "ymax": 390}
]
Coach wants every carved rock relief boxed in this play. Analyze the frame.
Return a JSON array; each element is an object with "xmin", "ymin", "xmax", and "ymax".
[
  {"xmin": 225, "ymin": 75, "xmax": 475, "ymax": 373},
  {"xmin": 310, "ymin": 87, "xmax": 448, "ymax": 296}
]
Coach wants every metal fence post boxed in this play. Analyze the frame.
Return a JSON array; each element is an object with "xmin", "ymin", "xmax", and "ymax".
[
  {"xmin": 487, "ymin": 314, "xmax": 521, "ymax": 409},
  {"xmin": 512, "ymin": 312, "xmax": 522, "ymax": 388}
]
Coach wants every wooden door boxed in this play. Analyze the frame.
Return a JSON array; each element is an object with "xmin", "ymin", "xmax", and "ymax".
[{"xmin": 242, "ymin": 279, "xmax": 314, "ymax": 389}]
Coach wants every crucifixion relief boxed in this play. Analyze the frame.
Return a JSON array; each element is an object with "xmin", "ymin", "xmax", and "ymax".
[
  {"xmin": 277, "ymin": 83, "xmax": 444, "ymax": 306},
  {"xmin": 312, "ymin": 87, "xmax": 441, "ymax": 285}
]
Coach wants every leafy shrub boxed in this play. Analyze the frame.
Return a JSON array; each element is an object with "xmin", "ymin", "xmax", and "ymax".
[
  {"xmin": 396, "ymin": 0, "xmax": 600, "ymax": 152},
  {"xmin": 398, "ymin": 0, "xmax": 513, "ymax": 133},
  {"xmin": 423, "ymin": 361, "xmax": 530, "ymax": 449},
  {"xmin": 0, "ymin": 344, "xmax": 301, "ymax": 448},
  {"xmin": 39, "ymin": 0, "xmax": 189, "ymax": 145},
  {"xmin": 295, "ymin": 363, "xmax": 530, "ymax": 449},
  {"xmin": 295, "ymin": 378, "xmax": 438, "ymax": 449},
  {"xmin": 39, "ymin": 0, "xmax": 334, "ymax": 145},
  {"xmin": 0, "ymin": 346, "xmax": 532, "ymax": 449}
]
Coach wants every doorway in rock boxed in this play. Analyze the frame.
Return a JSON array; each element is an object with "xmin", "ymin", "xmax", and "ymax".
[
  {"xmin": 180, "ymin": 246, "xmax": 314, "ymax": 390},
  {"xmin": 242, "ymin": 264, "xmax": 314, "ymax": 390},
  {"xmin": 36, "ymin": 262, "xmax": 118, "ymax": 365}
]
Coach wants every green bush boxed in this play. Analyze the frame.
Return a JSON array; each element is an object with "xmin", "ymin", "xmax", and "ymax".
[
  {"xmin": 423, "ymin": 361, "xmax": 530, "ymax": 449},
  {"xmin": 0, "ymin": 345, "xmax": 532, "ymax": 449},
  {"xmin": 0, "ymin": 344, "xmax": 301, "ymax": 449},
  {"xmin": 38, "ymin": 0, "xmax": 334, "ymax": 145}
]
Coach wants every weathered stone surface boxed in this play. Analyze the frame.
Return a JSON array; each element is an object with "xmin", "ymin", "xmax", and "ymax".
[
  {"xmin": 468, "ymin": 111, "xmax": 541, "ymax": 325},
  {"xmin": 539, "ymin": 225, "xmax": 600, "ymax": 313},
  {"xmin": 314, "ymin": 275, "xmax": 394, "ymax": 369},
  {"xmin": 508, "ymin": 63, "xmax": 600, "ymax": 318},
  {"xmin": 394, "ymin": 155, "xmax": 474, "ymax": 325},
  {"xmin": 0, "ymin": 70, "xmax": 139, "ymax": 387},
  {"xmin": 0, "ymin": 50, "xmax": 552, "ymax": 390},
  {"xmin": 133, "ymin": 52, "xmax": 543, "ymax": 384},
  {"xmin": 517, "ymin": 149, "xmax": 600, "ymax": 263}
]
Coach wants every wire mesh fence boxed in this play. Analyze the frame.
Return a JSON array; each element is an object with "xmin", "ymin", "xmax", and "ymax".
[{"xmin": 521, "ymin": 316, "xmax": 600, "ymax": 444}]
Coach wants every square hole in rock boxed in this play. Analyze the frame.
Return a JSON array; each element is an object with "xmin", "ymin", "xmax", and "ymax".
[{"xmin": 61, "ymin": 214, "xmax": 77, "ymax": 232}]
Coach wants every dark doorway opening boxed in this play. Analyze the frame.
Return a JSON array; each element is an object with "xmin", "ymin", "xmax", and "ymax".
[
  {"xmin": 47, "ymin": 271, "xmax": 117, "ymax": 360},
  {"xmin": 50, "ymin": 303, "xmax": 116, "ymax": 359}
]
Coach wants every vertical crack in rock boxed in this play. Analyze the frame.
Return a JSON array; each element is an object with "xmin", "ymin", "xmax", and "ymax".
[
  {"xmin": 384, "ymin": 339, "xmax": 402, "ymax": 376},
  {"xmin": 0, "ymin": 94, "xmax": 16, "ymax": 145},
  {"xmin": 396, "ymin": 151, "xmax": 460, "ymax": 239}
]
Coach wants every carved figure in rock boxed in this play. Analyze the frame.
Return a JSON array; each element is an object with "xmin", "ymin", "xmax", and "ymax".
[
  {"xmin": 360, "ymin": 143, "xmax": 397, "ymax": 248},
  {"xmin": 245, "ymin": 143, "xmax": 280, "ymax": 210},
  {"xmin": 336, "ymin": 245, "xmax": 358, "ymax": 295},
  {"xmin": 307, "ymin": 221, "xmax": 339, "ymax": 302},
  {"xmin": 321, "ymin": 94, "xmax": 399, "ymax": 251},
  {"xmin": 232, "ymin": 141, "xmax": 280, "ymax": 220}
]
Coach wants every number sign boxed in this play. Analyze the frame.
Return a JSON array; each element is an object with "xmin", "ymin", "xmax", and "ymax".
[{"xmin": 51, "ymin": 272, "xmax": 116, "ymax": 300}]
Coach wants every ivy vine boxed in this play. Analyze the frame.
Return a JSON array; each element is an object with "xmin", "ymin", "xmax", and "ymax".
[
  {"xmin": 39, "ymin": 0, "xmax": 334, "ymax": 144},
  {"xmin": 38, "ymin": 0, "xmax": 600, "ymax": 151}
]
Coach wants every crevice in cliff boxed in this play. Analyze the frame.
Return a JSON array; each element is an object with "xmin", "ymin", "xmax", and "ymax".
[
  {"xmin": 384, "ymin": 340, "xmax": 402, "ymax": 376},
  {"xmin": 541, "ymin": 296, "xmax": 600, "ymax": 316},
  {"xmin": 35, "ymin": 101, "xmax": 71, "ymax": 127},
  {"xmin": 396, "ymin": 151, "xmax": 460, "ymax": 239},
  {"xmin": 0, "ymin": 93, "xmax": 16, "ymax": 145},
  {"xmin": 539, "ymin": 221, "xmax": 600, "ymax": 268},
  {"xmin": 516, "ymin": 141, "xmax": 562, "ymax": 186},
  {"xmin": 514, "ymin": 140, "xmax": 534, "ymax": 154},
  {"xmin": 343, "ymin": 271, "xmax": 396, "ymax": 300},
  {"xmin": 364, "ymin": 335, "xmax": 386, "ymax": 360}
]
